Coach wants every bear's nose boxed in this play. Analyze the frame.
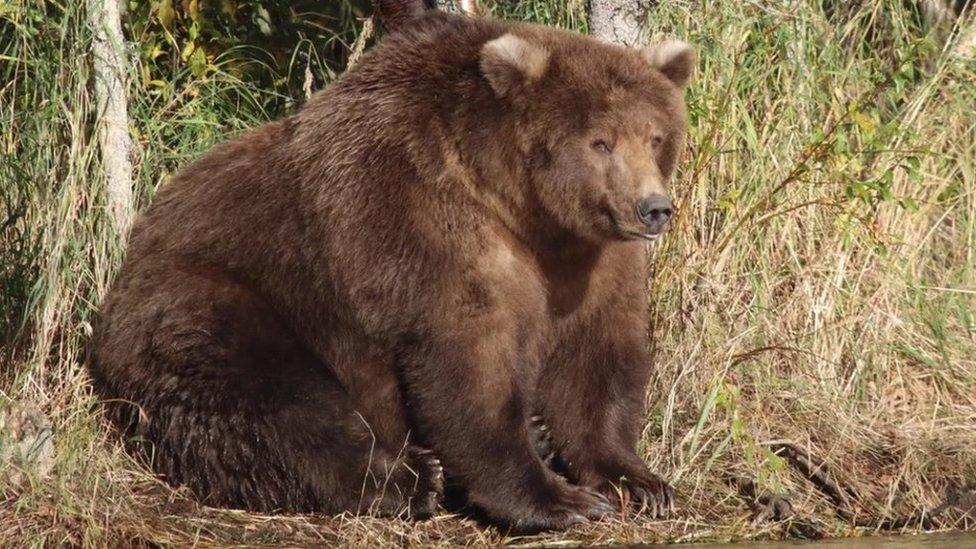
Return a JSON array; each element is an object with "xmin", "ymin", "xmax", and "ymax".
[{"xmin": 635, "ymin": 194, "xmax": 673, "ymax": 233}]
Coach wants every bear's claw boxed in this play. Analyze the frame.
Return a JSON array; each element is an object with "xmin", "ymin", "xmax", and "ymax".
[
  {"xmin": 408, "ymin": 446, "xmax": 445, "ymax": 519},
  {"xmin": 610, "ymin": 473, "xmax": 675, "ymax": 519},
  {"xmin": 530, "ymin": 414, "xmax": 556, "ymax": 467}
]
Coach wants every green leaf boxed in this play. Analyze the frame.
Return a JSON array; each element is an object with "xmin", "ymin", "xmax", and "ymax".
[
  {"xmin": 157, "ymin": 0, "xmax": 175, "ymax": 30},
  {"xmin": 187, "ymin": 0, "xmax": 201, "ymax": 23},
  {"xmin": 852, "ymin": 110, "xmax": 877, "ymax": 137},
  {"xmin": 180, "ymin": 40, "xmax": 194, "ymax": 62},
  {"xmin": 189, "ymin": 47, "xmax": 207, "ymax": 77},
  {"xmin": 255, "ymin": 5, "xmax": 273, "ymax": 36}
]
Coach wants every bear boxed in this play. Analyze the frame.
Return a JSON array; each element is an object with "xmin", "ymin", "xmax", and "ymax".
[{"xmin": 89, "ymin": 8, "xmax": 693, "ymax": 533}]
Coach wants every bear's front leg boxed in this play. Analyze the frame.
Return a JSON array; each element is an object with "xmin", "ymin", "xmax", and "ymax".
[
  {"xmin": 397, "ymin": 309, "xmax": 613, "ymax": 532},
  {"xmin": 539, "ymin": 298, "xmax": 674, "ymax": 519}
]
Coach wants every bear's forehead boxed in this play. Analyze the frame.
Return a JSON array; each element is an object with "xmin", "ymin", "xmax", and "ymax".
[
  {"xmin": 588, "ymin": 100, "xmax": 679, "ymax": 134},
  {"xmin": 536, "ymin": 30, "xmax": 659, "ymax": 80},
  {"xmin": 548, "ymin": 39, "xmax": 674, "ymax": 100},
  {"xmin": 505, "ymin": 23, "xmax": 684, "ymax": 126},
  {"xmin": 556, "ymin": 63, "xmax": 678, "ymax": 122}
]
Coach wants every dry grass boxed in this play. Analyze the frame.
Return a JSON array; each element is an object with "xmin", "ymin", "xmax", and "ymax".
[{"xmin": 2, "ymin": 0, "xmax": 975, "ymax": 545}]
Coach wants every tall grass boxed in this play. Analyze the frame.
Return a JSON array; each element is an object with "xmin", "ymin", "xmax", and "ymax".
[{"xmin": 1, "ymin": 0, "xmax": 974, "ymax": 545}]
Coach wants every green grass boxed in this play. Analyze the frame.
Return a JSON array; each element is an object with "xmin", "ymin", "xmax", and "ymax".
[{"xmin": 2, "ymin": 0, "xmax": 975, "ymax": 545}]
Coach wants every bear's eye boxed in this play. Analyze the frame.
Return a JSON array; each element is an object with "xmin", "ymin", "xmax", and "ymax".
[
  {"xmin": 591, "ymin": 139, "xmax": 613, "ymax": 154},
  {"xmin": 650, "ymin": 135, "xmax": 664, "ymax": 148}
]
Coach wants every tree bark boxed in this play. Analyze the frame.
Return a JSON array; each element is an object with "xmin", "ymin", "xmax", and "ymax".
[
  {"xmin": 89, "ymin": 0, "xmax": 134, "ymax": 236},
  {"xmin": 433, "ymin": 0, "xmax": 477, "ymax": 14},
  {"xmin": 589, "ymin": 0, "xmax": 647, "ymax": 45}
]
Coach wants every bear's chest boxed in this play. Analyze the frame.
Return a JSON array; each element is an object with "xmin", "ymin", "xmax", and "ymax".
[{"xmin": 480, "ymin": 236, "xmax": 549, "ymax": 326}]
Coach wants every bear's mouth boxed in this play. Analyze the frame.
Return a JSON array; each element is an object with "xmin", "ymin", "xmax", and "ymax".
[
  {"xmin": 624, "ymin": 229, "xmax": 663, "ymax": 241},
  {"xmin": 634, "ymin": 231, "xmax": 662, "ymax": 241},
  {"xmin": 602, "ymin": 205, "xmax": 663, "ymax": 242}
]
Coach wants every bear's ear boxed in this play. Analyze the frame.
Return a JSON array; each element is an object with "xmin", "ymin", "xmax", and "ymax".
[
  {"xmin": 643, "ymin": 39, "xmax": 694, "ymax": 88},
  {"xmin": 480, "ymin": 33, "xmax": 550, "ymax": 97}
]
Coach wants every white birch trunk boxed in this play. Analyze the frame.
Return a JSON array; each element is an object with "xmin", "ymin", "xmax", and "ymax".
[
  {"xmin": 589, "ymin": 0, "xmax": 647, "ymax": 46},
  {"xmin": 89, "ymin": 0, "xmax": 134, "ymax": 236},
  {"xmin": 434, "ymin": 0, "xmax": 477, "ymax": 15}
]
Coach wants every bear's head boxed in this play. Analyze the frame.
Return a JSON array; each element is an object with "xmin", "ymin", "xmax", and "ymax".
[{"xmin": 480, "ymin": 30, "xmax": 693, "ymax": 243}]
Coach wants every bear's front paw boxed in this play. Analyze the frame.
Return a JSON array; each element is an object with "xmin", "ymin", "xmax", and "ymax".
[
  {"xmin": 597, "ymin": 471, "xmax": 674, "ymax": 519},
  {"xmin": 407, "ymin": 446, "xmax": 445, "ymax": 519},
  {"xmin": 508, "ymin": 477, "xmax": 614, "ymax": 533}
]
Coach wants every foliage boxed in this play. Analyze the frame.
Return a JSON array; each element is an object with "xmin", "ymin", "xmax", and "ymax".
[{"xmin": 128, "ymin": 0, "xmax": 373, "ymax": 111}]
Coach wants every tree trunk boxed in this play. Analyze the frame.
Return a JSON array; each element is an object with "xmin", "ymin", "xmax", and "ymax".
[
  {"xmin": 589, "ymin": 0, "xmax": 647, "ymax": 45},
  {"xmin": 434, "ymin": 0, "xmax": 477, "ymax": 14},
  {"xmin": 89, "ymin": 0, "xmax": 134, "ymax": 236}
]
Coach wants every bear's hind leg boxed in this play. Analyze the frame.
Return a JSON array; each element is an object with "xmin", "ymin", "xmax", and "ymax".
[{"xmin": 92, "ymin": 266, "xmax": 440, "ymax": 517}]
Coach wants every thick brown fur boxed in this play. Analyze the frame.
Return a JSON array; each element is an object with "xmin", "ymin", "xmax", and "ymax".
[{"xmin": 90, "ymin": 10, "xmax": 693, "ymax": 533}]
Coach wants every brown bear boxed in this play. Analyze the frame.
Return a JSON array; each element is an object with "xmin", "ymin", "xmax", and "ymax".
[{"xmin": 89, "ymin": 8, "xmax": 693, "ymax": 533}]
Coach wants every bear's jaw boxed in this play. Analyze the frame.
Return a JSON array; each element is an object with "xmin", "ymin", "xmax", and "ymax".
[{"xmin": 626, "ymin": 230, "xmax": 664, "ymax": 242}]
